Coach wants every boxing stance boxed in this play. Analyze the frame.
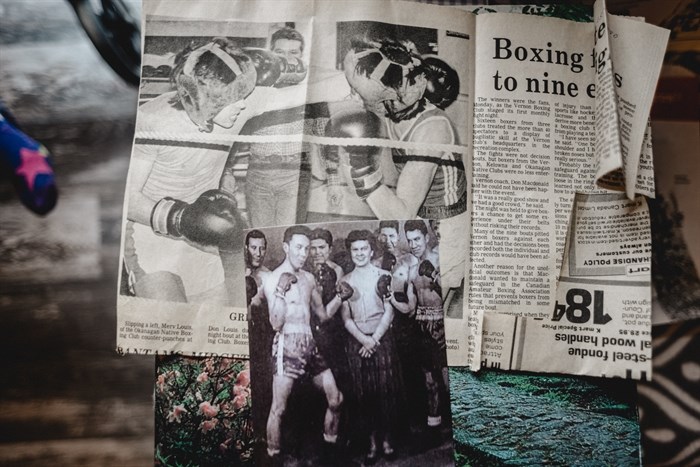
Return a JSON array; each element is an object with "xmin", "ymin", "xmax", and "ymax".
[
  {"xmin": 124, "ymin": 38, "xmax": 255, "ymax": 303},
  {"xmin": 403, "ymin": 220, "xmax": 448, "ymax": 440},
  {"xmin": 308, "ymin": 228, "xmax": 344, "ymax": 299},
  {"xmin": 340, "ymin": 230, "xmax": 402, "ymax": 462},
  {"xmin": 259, "ymin": 225, "xmax": 353, "ymax": 460},
  {"xmin": 339, "ymin": 37, "xmax": 468, "ymax": 296},
  {"xmin": 338, "ymin": 38, "xmax": 466, "ymax": 221}
]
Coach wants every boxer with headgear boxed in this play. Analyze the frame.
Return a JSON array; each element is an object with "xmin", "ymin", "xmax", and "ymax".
[
  {"xmin": 172, "ymin": 37, "xmax": 257, "ymax": 133},
  {"xmin": 341, "ymin": 38, "xmax": 466, "ymax": 221},
  {"xmin": 123, "ymin": 38, "xmax": 255, "ymax": 305}
]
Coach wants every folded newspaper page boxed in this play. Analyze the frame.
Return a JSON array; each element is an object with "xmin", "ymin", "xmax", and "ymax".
[
  {"xmin": 117, "ymin": 0, "xmax": 473, "ymax": 365},
  {"xmin": 462, "ymin": 0, "xmax": 668, "ymax": 379},
  {"xmin": 116, "ymin": 0, "xmax": 668, "ymax": 381}
]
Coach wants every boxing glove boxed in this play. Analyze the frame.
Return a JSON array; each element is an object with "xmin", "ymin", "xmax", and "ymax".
[
  {"xmin": 419, "ymin": 260, "xmax": 442, "ymax": 295},
  {"xmin": 418, "ymin": 260, "xmax": 438, "ymax": 281},
  {"xmin": 380, "ymin": 252, "xmax": 397, "ymax": 272},
  {"xmin": 376, "ymin": 274, "xmax": 392, "ymax": 299},
  {"xmin": 325, "ymin": 109, "xmax": 383, "ymax": 200},
  {"xmin": 314, "ymin": 263, "xmax": 338, "ymax": 306},
  {"xmin": 423, "ymin": 56, "xmax": 460, "ymax": 110},
  {"xmin": 151, "ymin": 189, "xmax": 244, "ymax": 250},
  {"xmin": 275, "ymin": 56, "xmax": 307, "ymax": 88},
  {"xmin": 244, "ymin": 48, "xmax": 284, "ymax": 87},
  {"xmin": 276, "ymin": 272, "xmax": 298, "ymax": 298},
  {"xmin": 335, "ymin": 281, "xmax": 354, "ymax": 301}
]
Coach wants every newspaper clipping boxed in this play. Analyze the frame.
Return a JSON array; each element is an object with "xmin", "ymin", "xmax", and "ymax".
[
  {"xmin": 116, "ymin": 0, "xmax": 669, "ymax": 381},
  {"xmin": 117, "ymin": 0, "xmax": 472, "ymax": 364},
  {"xmin": 463, "ymin": 1, "xmax": 667, "ymax": 379}
]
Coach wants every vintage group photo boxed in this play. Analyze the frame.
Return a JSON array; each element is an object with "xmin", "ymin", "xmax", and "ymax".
[{"xmin": 245, "ymin": 220, "xmax": 454, "ymax": 466}]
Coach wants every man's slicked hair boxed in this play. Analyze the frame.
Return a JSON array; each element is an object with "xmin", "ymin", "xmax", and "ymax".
[
  {"xmin": 378, "ymin": 220, "xmax": 400, "ymax": 233},
  {"xmin": 310, "ymin": 228, "xmax": 333, "ymax": 247},
  {"xmin": 245, "ymin": 229, "xmax": 267, "ymax": 247},
  {"xmin": 283, "ymin": 225, "xmax": 312, "ymax": 244},
  {"xmin": 403, "ymin": 219, "xmax": 428, "ymax": 236}
]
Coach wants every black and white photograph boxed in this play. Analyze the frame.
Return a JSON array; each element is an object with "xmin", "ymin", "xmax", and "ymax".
[
  {"xmin": 245, "ymin": 220, "xmax": 454, "ymax": 466},
  {"xmin": 119, "ymin": 18, "xmax": 315, "ymax": 310},
  {"xmin": 116, "ymin": 6, "xmax": 471, "ymax": 358}
]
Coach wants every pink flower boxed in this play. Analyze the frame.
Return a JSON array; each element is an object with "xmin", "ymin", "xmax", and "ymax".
[
  {"xmin": 233, "ymin": 384, "xmax": 247, "ymax": 396},
  {"xmin": 157, "ymin": 374, "xmax": 166, "ymax": 393},
  {"xmin": 167, "ymin": 404, "xmax": 187, "ymax": 423},
  {"xmin": 198, "ymin": 400, "xmax": 220, "ymax": 418},
  {"xmin": 200, "ymin": 418, "xmax": 218, "ymax": 433},
  {"xmin": 196, "ymin": 372, "xmax": 209, "ymax": 383},
  {"xmin": 232, "ymin": 393, "xmax": 248, "ymax": 410},
  {"xmin": 205, "ymin": 359, "xmax": 215, "ymax": 374},
  {"xmin": 236, "ymin": 369, "xmax": 250, "ymax": 388}
]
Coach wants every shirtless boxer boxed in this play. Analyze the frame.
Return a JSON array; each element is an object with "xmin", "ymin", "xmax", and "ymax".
[
  {"xmin": 259, "ymin": 225, "xmax": 353, "ymax": 460},
  {"xmin": 403, "ymin": 220, "xmax": 447, "ymax": 441}
]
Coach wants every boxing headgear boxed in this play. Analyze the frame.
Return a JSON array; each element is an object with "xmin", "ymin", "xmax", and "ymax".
[
  {"xmin": 173, "ymin": 41, "xmax": 256, "ymax": 132},
  {"xmin": 343, "ymin": 43, "xmax": 426, "ymax": 118}
]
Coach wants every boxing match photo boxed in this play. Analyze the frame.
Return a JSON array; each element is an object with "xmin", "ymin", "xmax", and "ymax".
[
  {"xmin": 245, "ymin": 220, "xmax": 455, "ymax": 466},
  {"xmin": 117, "ymin": 7, "xmax": 471, "ymax": 360}
]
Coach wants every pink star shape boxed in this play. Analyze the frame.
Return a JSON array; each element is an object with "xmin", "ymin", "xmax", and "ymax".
[{"xmin": 15, "ymin": 147, "xmax": 52, "ymax": 191}]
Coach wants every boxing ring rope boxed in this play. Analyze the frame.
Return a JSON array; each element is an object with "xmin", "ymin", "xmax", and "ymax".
[{"xmin": 134, "ymin": 131, "xmax": 469, "ymax": 155}]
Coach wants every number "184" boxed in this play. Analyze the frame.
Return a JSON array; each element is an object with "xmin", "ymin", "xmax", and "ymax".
[{"xmin": 552, "ymin": 288, "xmax": 612, "ymax": 325}]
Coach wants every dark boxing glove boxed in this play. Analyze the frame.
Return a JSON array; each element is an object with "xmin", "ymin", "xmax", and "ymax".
[
  {"xmin": 325, "ymin": 109, "xmax": 383, "ymax": 200},
  {"xmin": 275, "ymin": 272, "xmax": 298, "ymax": 298},
  {"xmin": 418, "ymin": 260, "xmax": 438, "ymax": 281},
  {"xmin": 336, "ymin": 281, "xmax": 354, "ymax": 301},
  {"xmin": 418, "ymin": 260, "xmax": 442, "ymax": 295},
  {"xmin": 244, "ymin": 48, "xmax": 284, "ymax": 87},
  {"xmin": 376, "ymin": 274, "xmax": 392, "ymax": 300},
  {"xmin": 275, "ymin": 56, "xmax": 307, "ymax": 88},
  {"xmin": 380, "ymin": 252, "xmax": 397, "ymax": 272},
  {"xmin": 151, "ymin": 189, "xmax": 244, "ymax": 251},
  {"xmin": 314, "ymin": 263, "xmax": 338, "ymax": 306}
]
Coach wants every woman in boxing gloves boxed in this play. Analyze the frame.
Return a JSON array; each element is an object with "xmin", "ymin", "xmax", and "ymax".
[{"xmin": 123, "ymin": 38, "xmax": 255, "ymax": 304}]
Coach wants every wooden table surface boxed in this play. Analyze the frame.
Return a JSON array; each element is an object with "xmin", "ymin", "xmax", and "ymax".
[
  {"xmin": 0, "ymin": 1, "xmax": 152, "ymax": 465},
  {"xmin": 0, "ymin": 1, "xmax": 698, "ymax": 466}
]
